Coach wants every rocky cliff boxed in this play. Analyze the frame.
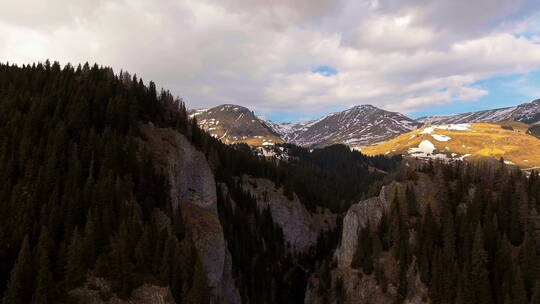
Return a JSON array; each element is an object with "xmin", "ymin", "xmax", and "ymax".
[
  {"xmin": 238, "ymin": 175, "xmax": 320, "ymax": 252},
  {"xmin": 336, "ymin": 182, "xmax": 400, "ymax": 268},
  {"xmin": 306, "ymin": 180, "xmax": 433, "ymax": 304},
  {"xmin": 139, "ymin": 123, "xmax": 240, "ymax": 303}
]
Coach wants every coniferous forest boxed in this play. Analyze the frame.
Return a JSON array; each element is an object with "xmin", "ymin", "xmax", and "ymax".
[
  {"xmin": 339, "ymin": 161, "xmax": 540, "ymax": 304},
  {"xmin": 0, "ymin": 62, "xmax": 539, "ymax": 304}
]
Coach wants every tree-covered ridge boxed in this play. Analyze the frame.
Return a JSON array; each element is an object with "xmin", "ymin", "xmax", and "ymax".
[
  {"xmin": 341, "ymin": 161, "xmax": 540, "ymax": 304},
  {"xmin": 0, "ymin": 61, "xmax": 206, "ymax": 303}
]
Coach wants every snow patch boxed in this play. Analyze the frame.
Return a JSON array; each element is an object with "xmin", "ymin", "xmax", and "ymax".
[
  {"xmin": 432, "ymin": 134, "xmax": 452, "ymax": 142},
  {"xmin": 421, "ymin": 124, "xmax": 470, "ymax": 134},
  {"xmin": 408, "ymin": 140, "xmax": 436, "ymax": 156},
  {"xmin": 457, "ymin": 154, "xmax": 472, "ymax": 161}
]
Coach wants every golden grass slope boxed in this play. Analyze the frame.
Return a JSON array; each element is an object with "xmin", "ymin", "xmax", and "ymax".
[{"xmin": 360, "ymin": 123, "xmax": 540, "ymax": 168}]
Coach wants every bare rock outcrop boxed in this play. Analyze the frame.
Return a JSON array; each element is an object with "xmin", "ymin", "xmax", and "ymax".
[
  {"xmin": 239, "ymin": 175, "xmax": 319, "ymax": 252},
  {"xmin": 336, "ymin": 182, "xmax": 401, "ymax": 268},
  {"xmin": 139, "ymin": 123, "xmax": 217, "ymax": 213},
  {"xmin": 71, "ymin": 278, "xmax": 175, "ymax": 304},
  {"xmin": 139, "ymin": 123, "xmax": 240, "ymax": 304}
]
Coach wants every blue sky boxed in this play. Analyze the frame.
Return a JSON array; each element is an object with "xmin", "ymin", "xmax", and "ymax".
[{"xmin": 409, "ymin": 69, "xmax": 540, "ymax": 118}]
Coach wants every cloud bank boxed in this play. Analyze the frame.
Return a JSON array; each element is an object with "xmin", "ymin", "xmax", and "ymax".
[{"xmin": 1, "ymin": 0, "xmax": 540, "ymax": 118}]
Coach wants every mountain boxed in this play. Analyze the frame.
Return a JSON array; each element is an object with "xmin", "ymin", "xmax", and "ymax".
[
  {"xmin": 279, "ymin": 105, "xmax": 422, "ymax": 147},
  {"xmin": 192, "ymin": 104, "xmax": 422, "ymax": 147},
  {"xmin": 189, "ymin": 104, "xmax": 283, "ymax": 146},
  {"xmin": 418, "ymin": 98, "xmax": 540, "ymax": 125},
  {"xmin": 360, "ymin": 122, "xmax": 540, "ymax": 168}
]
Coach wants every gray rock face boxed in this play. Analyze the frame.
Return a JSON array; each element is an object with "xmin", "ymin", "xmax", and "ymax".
[
  {"xmin": 336, "ymin": 182, "xmax": 399, "ymax": 268},
  {"xmin": 181, "ymin": 203, "xmax": 239, "ymax": 304},
  {"xmin": 139, "ymin": 123, "xmax": 240, "ymax": 304},
  {"xmin": 239, "ymin": 175, "xmax": 318, "ymax": 252},
  {"xmin": 337, "ymin": 197, "xmax": 385, "ymax": 268},
  {"xmin": 140, "ymin": 123, "xmax": 217, "ymax": 213}
]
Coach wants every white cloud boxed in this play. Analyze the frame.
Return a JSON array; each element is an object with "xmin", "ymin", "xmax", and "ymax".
[{"xmin": 1, "ymin": 0, "xmax": 540, "ymax": 118}]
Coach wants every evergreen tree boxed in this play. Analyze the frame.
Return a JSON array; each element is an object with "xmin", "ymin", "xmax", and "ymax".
[
  {"xmin": 470, "ymin": 224, "xmax": 493, "ymax": 304},
  {"xmin": 512, "ymin": 266, "xmax": 528, "ymax": 304},
  {"xmin": 351, "ymin": 226, "xmax": 373, "ymax": 274},
  {"xmin": 184, "ymin": 256, "xmax": 208, "ymax": 304},
  {"xmin": 65, "ymin": 229, "xmax": 86, "ymax": 289},
  {"xmin": 33, "ymin": 229, "xmax": 54, "ymax": 304},
  {"xmin": 2, "ymin": 236, "xmax": 33, "ymax": 304},
  {"xmin": 406, "ymin": 185, "xmax": 418, "ymax": 217},
  {"xmin": 532, "ymin": 281, "xmax": 540, "ymax": 304},
  {"xmin": 33, "ymin": 249, "xmax": 54, "ymax": 304}
]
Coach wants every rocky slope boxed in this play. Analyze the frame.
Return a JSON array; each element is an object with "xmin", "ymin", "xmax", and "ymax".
[
  {"xmin": 418, "ymin": 99, "xmax": 540, "ymax": 125},
  {"xmin": 189, "ymin": 104, "xmax": 283, "ymax": 146},
  {"xmin": 360, "ymin": 122, "xmax": 540, "ymax": 169}
]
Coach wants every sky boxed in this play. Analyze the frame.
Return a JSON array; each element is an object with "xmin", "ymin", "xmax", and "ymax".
[{"xmin": 2, "ymin": 1, "xmax": 540, "ymax": 123}]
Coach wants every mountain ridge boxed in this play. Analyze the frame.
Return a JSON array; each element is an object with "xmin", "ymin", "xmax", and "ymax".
[
  {"xmin": 418, "ymin": 99, "xmax": 540, "ymax": 125},
  {"xmin": 189, "ymin": 98, "xmax": 540, "ymax": 149},
  {"xmin": 191, "ymin": 104, "xmax": 422, "ymax": 147}
]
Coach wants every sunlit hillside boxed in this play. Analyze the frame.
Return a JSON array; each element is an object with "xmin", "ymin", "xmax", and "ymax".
[{"xmin": 359, "ymin": 122, "xmax": 540, "ymax": 169}]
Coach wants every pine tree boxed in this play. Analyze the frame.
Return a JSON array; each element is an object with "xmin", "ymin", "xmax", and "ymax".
[
  {"xmin": 512, "ymin": 266, "xmax": 528, "ymax": 304},
  {"xmin": 2, "ymin": 236, "xmax": 33, "ymax": 304},
  {"xmin": 65, "ymin": 229, "xmax": 86, "ymax": 289},
  {"xmin": 160, "ymin": 232, "xmax": 177, "ymax": 284},
  {"xmin": 33, "ymin": 229, "xmax": 54, "ymax": 304},
  {"xmin": 134, "ymin": 225, "xmax": 153, "ymax": 274},
  {"xmin": 379, "ymin": 212, "xmax": 390, "ymax": 251},
  {"xmin": 406, "ymin": 185, "xmax": 418, "ymax": 217},
  {"xmin": 471, "ymin": 224, "xmax": 493, "ymax": 304},
  {"xmin": 33, "ymin": 249, "xmax": 54, "ymax": 304},
  {"xmin": 532, "ymin": 281, "xmax": 540, "ymax": 304},
  {"xmin": 351, "ymin": 226, "xmax": 373, "ymax": 274},
  {"xmin": 82, "ymin": 209, "xmax": 99, "ymax": 267},
  {"xmin": 509, "ymin": 201, "xmax": 523, "ymax": 246},
  {"xmin": 184, "ymin": 255, "xmax": 208, "ymax": 304},
  {"xmin": 395, "ymin": 252, "xmax": 408, "ymax": 304}
]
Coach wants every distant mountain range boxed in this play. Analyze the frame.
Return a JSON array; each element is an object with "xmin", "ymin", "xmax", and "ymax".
[
  {"xmin": 418, "ymin": 99, "xmax": 540, "ymax": 125},
  {"xmin": 189, "ymin": 98, "xmax": 540, "ymax": 148},
  {"xmin": 190, "ymin": 104, "xmax": 422, "ymax": 147}
]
